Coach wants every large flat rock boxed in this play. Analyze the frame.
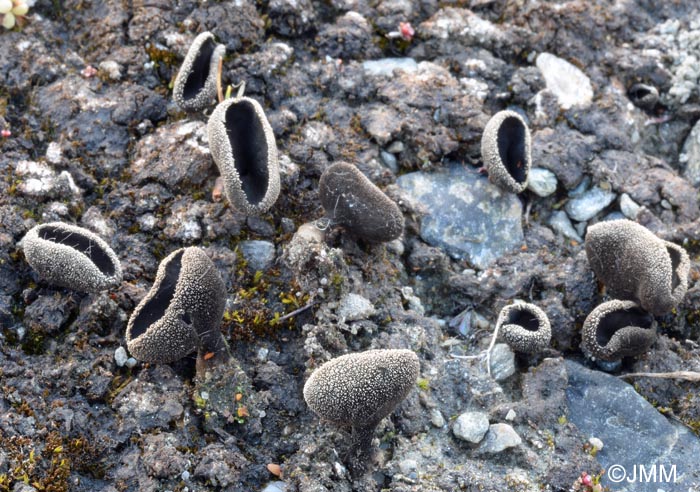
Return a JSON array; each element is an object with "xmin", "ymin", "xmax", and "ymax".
[
  {"xmin": 397, "ymin": 165, "xmax": 523, "ymax": 269},
  {"xmin": 565, "ymin": 361, "xmax": 700, "ymax": 491}
]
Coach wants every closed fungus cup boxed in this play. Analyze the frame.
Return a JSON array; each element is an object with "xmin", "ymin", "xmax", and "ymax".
[
  {"xmin": 585, "ymin": 219, "xmax": 690, "ymax": 316},
  {"xmin": 582, "ymin": 300, "xmax": 657, "ymax": 361},
  {"xmin": 496, "ymin": 302, "xmax": 551, "ymax": 353},
  {"xmin": 303, "ymin": 349, "xmax": 419, "ymax": 475},
  {"xmin": 628, "ymin": 83, "xmax": 659, "ymax": 110},
  {"xmin": 318, "ymin": 162, "xmax": 404, "ymax": 243},
  {"xmin": 207, "ymin": 96, "xmax": 280, "ymax": 215},
  {"xmin": 126, "ymin": 247, "xmax": 229, "ymax": 371},
  {"xmin": 173, "ymin": 31, "xmax": 226, "ymax": 111},
  {"xmin": 20, "ymin": 222, "xmax": 122, "ymax": 293},
  {"xmin": 480, "ymin": 110, "xmax": 531, "ymax": 194}
]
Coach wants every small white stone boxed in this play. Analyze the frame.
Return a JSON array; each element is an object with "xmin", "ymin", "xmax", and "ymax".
[
  {"xmin": 536, "ymin": 53, "xmax": 593, "ymax": 109},
  {"xmin": 257, "ymin": 347, "xmax": 269, "ymax": 362},
  {"xmin": 114, "ymin": 347, "xmax": 128, "ymax": 367},
  {"xmin": 337, "ymin": 293, "xmax": 376, "ymax": 322},
  {"xmin": 199, "ymin": 391, "xmax": 209, "ymax": 401},
  {"xmin": 362, "ymin": 57, "xmax": 418, "ymax": 77},
  {"xmin": 98, "ymin": 60, "xmax": 122, "ymax": 81},
  {"xmin": 46, "ymin": 142, "xmax": 62, "ymax": 164},
  {"xmin": 125, "ymin": 357, "xmax": 138, "ymax": 368},
  {"xmin": 430, "ymin": 408, "xmax": 445, "ymax": 428},
  {"xmin": 565, "ymin": 187, "xmax": 616, "ymax": 222},
  {"xmin": 505, "ymin": 409, "xmax": 516, "ymax": 421},
  {"xmin": 399, "ymin": 459, "xmax": 418, "ymax": 476},
  {"xmin": 181, "ymin": 470, "xmax": 190, "ymax": 480},
  {"xmin": 589, "ymin": 436, "xmax": 604, "ymax": 451},
  {"xmin": 489, "ymin": 343, "xmax": 516, "ymax": 381}
]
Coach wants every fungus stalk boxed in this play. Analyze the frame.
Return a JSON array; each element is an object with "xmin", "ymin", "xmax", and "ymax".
[{"xmin": 347, "ymin": 424, "xmax": 377, "ymax": 475}]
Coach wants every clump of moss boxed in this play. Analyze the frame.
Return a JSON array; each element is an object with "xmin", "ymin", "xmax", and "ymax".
[
  {"xmin": 221, "ymin": 248, "xmax": 312, "ymax": 342},
  {"xmin": 0, "ymin": 431, "xmax": 104, "ymax": 492}
]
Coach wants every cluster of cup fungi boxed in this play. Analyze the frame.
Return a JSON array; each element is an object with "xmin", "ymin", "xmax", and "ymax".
[{"xmin": 16, "ymin": 29, "xmax": 691, "ymax": 477}]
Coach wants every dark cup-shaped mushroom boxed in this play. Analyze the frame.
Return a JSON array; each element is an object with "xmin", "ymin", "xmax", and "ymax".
[
  {"xmin": 207, "ymin": 96, "xmax": 280, "ymax": 215},
  {"xmin": 585, "ymin": 219, "xmax": 690, "ymax": 315},
  {"xmin": 581, "ymin": 300, "xmax": 657, "ymax": 361},
  {"xmin": 318, "ymin": 162, "xmax": 404, "ymax": 243},
  {"xmin": 20, "ymin": 222, "xmax": 122, "ymax": 292},
  {"xmin": 173, "ymin": 31, "xmax": 226, "ymax": 112},
  {"xmin": 496, "ymin": 302, "xmax": 551, "ymax": 353},
  {"xmin": 481, "ymin": 110, "xmax": 531, "ymax": 194},
  {"xmin": 628, "ymin": 83, "xmax": 659, "ymax": 111},
  {"xmin": 303, "ymin": 349, "xmax": 419, "ymax": 476},
  {"xmin": 126, "ymin": 247, "xmax": 229, "ymax": 372}
]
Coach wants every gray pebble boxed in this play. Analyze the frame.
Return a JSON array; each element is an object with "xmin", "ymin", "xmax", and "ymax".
[
  {"xmin": 565, "ymin": 186, "xmax": 616, "ymax": 222},
  {"xmin": 430, "ymin": 408, "xmax": 445, "ymax": 428},
  {"xmin": 548, "ymin": 211, "xmax": 583, "ymax": 242},
  {"xmin": 453, "ymin": 411, "xmax": 490, "ymax": 443},
  {"xmin": 239, "ymin": 240, "xmax": 276, "ymax": 271},
  {"xmin": 619, "ymin": 193, "xmax": 641, "ymax": 219},
  {"xmin": 527, "ymin": 167, "xmax": 558, "ymax": 197},
  {"xmin": 477, "ymin": 423, "xmax": 522, "ymax": 453},
  {"xmin": 387, "ymin": 141, "xmax": 404, "ymax": 153},
  {"xmin": 380, "ymin": 150, "xmax": 399, "ymax": 173},
  {"xmin": 489, "ymin": 343, "xmax": 515, "ymax": 381}
]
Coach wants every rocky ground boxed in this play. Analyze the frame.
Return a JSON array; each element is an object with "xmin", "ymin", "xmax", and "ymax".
[{"xmin": 2, "ymin": 0, "xmax": 700, "ymax": 491}]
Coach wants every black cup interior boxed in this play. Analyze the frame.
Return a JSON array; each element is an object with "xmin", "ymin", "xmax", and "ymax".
[
  {"xmin": 183, "ymin": 37, "xmax": 215, "ymax": 101},
  {"xmin": 225, "ymin": 99, "xmax": 270, "ymax": 205},
  {"xmin": 596, "ymin": 306, "xmax": 653, "ymax": 346},
  {"xmin": 497, "ymin": 116, "xmax": 527, "ymax": 183},
  {"xmin": 667, "ymin": 245, "xmax": 682, "ymax": 290},
  {"xmin": 506, "ymin": 306, "xmax": 540, "ymax": 331},
  {"xmin": 129, "ymin": 250, "xmax": 184, "ymax": 339},
  {"xmin": 39, "ymin": 225, "xmax": 116, "ymax": 276}
]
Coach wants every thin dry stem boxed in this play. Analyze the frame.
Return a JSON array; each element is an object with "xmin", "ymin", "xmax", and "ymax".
[
  {"xmin": 619, "ymin": 371, "xmax": 700, "ymax": 382},
  {"xmin": 216, "ymin": 56, "xmax": 224, "ymax": 103}
]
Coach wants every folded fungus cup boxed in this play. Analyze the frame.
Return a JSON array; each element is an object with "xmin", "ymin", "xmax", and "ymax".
[
  {"xmin": 581, "ymin": 300, "xmax": 657, "ymax": 361},
  {"xmin": 585, "ymin": 219, "xmax": 690, "ymax": 315},
  {"xmin": 173, "ymin": 31, "xmax": 226, "ymax": 111},
  {"xmin": 126, "ymin": 247, "xmax": 229, "ymax": 371},
  {"xmin": 21, "ymin": 222, "xmax": 122, "ymax": 293}
]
